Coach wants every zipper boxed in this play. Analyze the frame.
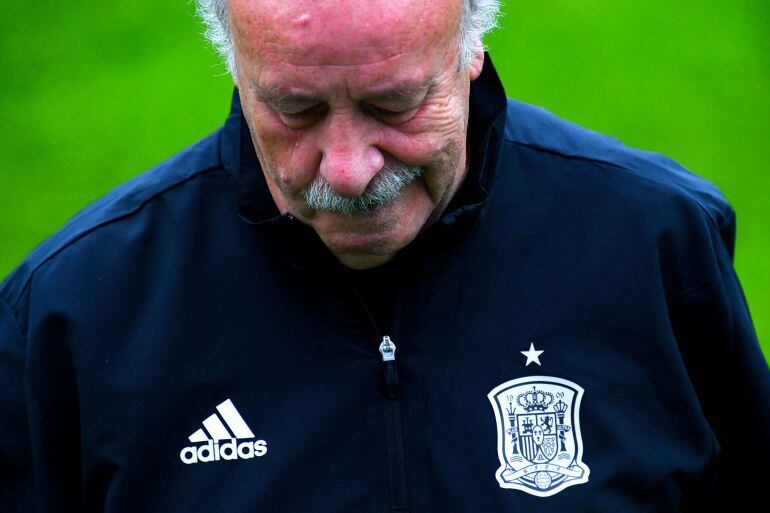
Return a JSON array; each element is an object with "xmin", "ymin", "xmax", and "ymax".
[
  {"xmin": 345, "ymin": 280, "xmax": 410, "ymax": 512},
  {"xmin": 379, "ymin": 335, "xmax": 409, "ymax": 511}
]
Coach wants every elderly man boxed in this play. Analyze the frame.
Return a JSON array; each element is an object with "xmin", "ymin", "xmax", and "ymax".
[{"xmin": 1, "ymin": 0, "xmax": 768, "ymax": 511}]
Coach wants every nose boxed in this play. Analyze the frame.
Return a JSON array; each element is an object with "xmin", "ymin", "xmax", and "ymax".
[{"xmin": 317, "ymin": 112, "xmax": 384, "ymax": 197}]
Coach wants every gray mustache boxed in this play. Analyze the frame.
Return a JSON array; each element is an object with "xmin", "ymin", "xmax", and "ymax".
[{"xmin": 300, "ymin": 160, "xmax": 422, "ymax": 216}]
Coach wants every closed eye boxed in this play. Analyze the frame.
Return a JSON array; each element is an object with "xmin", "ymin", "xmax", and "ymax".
[
  {"xmin": 364, "ymin": 104, "xmax": 418, "ymax": 124},
  {"xmin": 277, "ymin": 104, "xmax": 328, "ymax": 127}
]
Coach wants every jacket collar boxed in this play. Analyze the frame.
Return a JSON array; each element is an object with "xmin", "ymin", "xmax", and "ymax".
[{"xmin": 219, "ymin": 53, "xmax": 507, "ymax": 275}]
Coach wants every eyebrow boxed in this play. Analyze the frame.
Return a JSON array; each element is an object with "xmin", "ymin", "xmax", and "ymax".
[
  {"xmin": 252, "ymin": 84, "xmax": 321, "ymax": 110},
  {"xmin": 366, "ymin": 78, "xmax": 433, "ymax": 103},
  {"xmin": 251, "ymin": 76, "xmax": 433, "ymax": 109}
]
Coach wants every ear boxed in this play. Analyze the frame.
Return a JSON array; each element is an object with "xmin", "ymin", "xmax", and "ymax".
[
  {"xmin": 467, "ymin": 41, "xmax": 485, "ymax": 81},
  {"xmin": 232, "ymin": 59, "xmax": 240, "ymax": 88}
]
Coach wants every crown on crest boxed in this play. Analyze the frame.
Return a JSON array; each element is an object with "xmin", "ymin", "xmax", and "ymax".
[{"xmin": 517, "ymin": 386, "xmax": 554, "ymax": 412}]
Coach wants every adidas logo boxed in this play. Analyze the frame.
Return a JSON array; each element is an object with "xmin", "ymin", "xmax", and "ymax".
[{"xmin": 180, "ymin": 398, "xmax": 268, "ymax": 464}]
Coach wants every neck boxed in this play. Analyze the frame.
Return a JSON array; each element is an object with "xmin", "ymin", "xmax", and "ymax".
[{"xmin": 335, "ymin": 252, "xmax": 395, "ymax": 270}]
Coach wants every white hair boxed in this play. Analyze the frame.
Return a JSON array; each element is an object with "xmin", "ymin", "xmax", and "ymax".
[{"xmin": 195, "ymin": 0, "xmax": 500, "ymax": 75}]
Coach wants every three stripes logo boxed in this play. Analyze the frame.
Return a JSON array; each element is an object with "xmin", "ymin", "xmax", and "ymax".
[{"xmin": 180, "ymin": 398, "xmax": 268, "ymax": 464}]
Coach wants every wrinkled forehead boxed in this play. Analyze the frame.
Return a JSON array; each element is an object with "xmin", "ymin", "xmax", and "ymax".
[{"xmin": 229, "ymin": 0, "xmax": 462, "ymax": 68}]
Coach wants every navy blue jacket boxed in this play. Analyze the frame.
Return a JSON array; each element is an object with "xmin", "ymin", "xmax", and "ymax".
[{"xmin": 2, "ymin": 56, "xmax": 768, "ymax": 512}]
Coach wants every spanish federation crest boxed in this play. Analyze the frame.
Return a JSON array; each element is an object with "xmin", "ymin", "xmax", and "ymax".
[{"xmin": 488, "ymin": 376, "xmax": 590, "ymax": 496}]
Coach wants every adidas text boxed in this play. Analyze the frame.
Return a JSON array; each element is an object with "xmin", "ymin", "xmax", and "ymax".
[{"xmin": 180, "ymin": 438, "xmax": 268, "ymax": 464}]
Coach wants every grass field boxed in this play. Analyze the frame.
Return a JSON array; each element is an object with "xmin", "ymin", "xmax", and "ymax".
[{"xmin": 1, "ymin": 1, "xmax": 767, "ymax": 359}]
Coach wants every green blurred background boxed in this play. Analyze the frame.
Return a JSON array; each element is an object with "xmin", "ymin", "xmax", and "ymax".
[{"xmin": 0, "ymin": 1, "xmax": 767, "ymax": 359}]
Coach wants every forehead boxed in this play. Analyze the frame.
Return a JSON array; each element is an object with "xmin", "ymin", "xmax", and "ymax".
[{"xmin": 230, "ymin": 0, "xmax": 462, "ymax": 77}]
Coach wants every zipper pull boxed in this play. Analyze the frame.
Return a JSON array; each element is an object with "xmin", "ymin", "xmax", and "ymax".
[
  {"xmin": 379, "ymin": 336, "xmax": 399, "ymax": 399},
  {"xmin": 379, "ymin": 335, "xmax": 396, "ymax": 361}
]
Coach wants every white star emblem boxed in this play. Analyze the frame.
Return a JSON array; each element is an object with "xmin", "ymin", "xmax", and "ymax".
[{"xmin": 520, "ymin": 342, "xmax": 544, "ymax": 366}]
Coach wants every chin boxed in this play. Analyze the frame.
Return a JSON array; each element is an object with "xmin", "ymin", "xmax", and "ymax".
[
  {"xmin": 312, "ymin": 191, "xmax": 430, "ymax": 264},
  {"xmin": 316, "ymin": 211, "xmax": 419, "ymax": 257}
]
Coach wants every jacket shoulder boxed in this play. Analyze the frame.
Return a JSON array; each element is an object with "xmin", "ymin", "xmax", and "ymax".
[
  {"xmin": 502, "ymin": 98, "xmax": 733, "ymax": 232},
  {"xmin": 498, "ymin": 98, "xmax": 740, "ymax": 300},
  {"xmin": 0, "ymin": 129, "xmax": 225, "ymax": 307}
]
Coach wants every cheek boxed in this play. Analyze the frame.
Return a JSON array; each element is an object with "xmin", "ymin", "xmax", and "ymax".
[
  {"xmin": 383, "ymin": 111, "xmax": 467, "ymax": 204},
  {"xmin": 379, "ymin": 99, "xmax": 466, "ymax": 166},
  {"xmin": 423, "ymin": 143, "xmax": 465, "ymax": 199},
  {"xmin": 251, "ymin": 113, "xmax": 321, "ymax": 194}
]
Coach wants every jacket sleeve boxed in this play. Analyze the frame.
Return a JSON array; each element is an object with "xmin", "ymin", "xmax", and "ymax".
[
  {"xmin": 0, "ymin": 296, "xmax": 33, "ymax": 512},
  {"xmin": 0, "ymin": 291, "xmax": 82, "ymax": 513},
  {"xmin": 667, "ymin": 208, "xmax": 770, "ymax": 511}
]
